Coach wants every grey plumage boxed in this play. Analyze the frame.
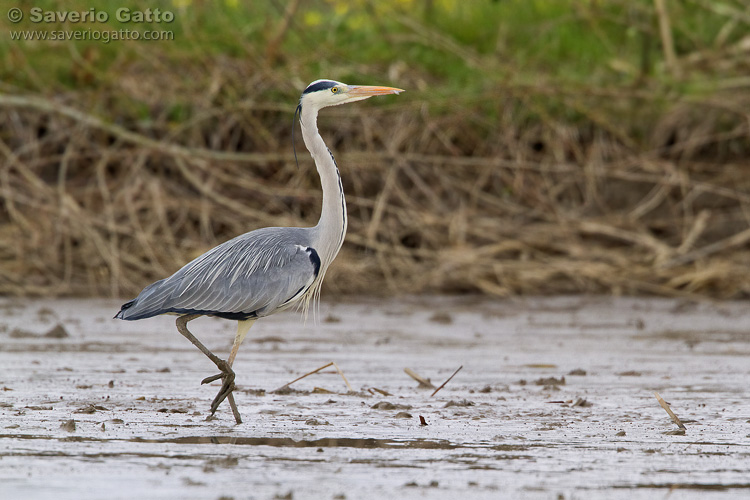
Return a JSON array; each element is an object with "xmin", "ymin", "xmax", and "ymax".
[{"xmin": 115, "ymin": 227, "xmax": 320, "ymax": 321}]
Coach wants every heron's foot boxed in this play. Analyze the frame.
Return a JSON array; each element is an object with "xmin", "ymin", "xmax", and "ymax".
[
  {"xmin": 209, "ymin": 371, "xmax": 236, "ymax": 415},
  {"xmin": 197, "ymin": 359, "xmax": 241, "ymax": 422},
  {"xmin": 201, "ymin": 359, "xmax": 233, "ymax": 385}
]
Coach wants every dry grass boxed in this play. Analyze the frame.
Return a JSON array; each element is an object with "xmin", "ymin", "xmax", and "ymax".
[{"xmin": 1, "ymin": 52, "xmax": 750, "ymax": 300}]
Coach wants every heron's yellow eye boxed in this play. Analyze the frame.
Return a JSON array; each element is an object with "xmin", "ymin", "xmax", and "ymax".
[{"xmin": 331, "ymin": 87, "xmax": 339, "ymax": 94}]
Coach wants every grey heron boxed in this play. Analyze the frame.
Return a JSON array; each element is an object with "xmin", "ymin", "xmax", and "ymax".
[{"xmin": 115, "ymin": 79, "xmax": 403, "ymax": 424}]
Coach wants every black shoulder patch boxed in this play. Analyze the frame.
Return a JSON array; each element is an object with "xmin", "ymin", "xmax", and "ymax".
[
  {"xmin": 303, "ymin": 80, "xmax": 337, "ymax": 95},
  {"xmin": 306, "ymin": 246, "xmax": 321, "ymax": 277}
]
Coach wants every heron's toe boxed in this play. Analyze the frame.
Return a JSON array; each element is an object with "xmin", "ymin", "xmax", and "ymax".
[
  {"xmin": 201, "ymin": 373, "xmax": 223, "ymax": 385},
  {"xmin": 201, "ymin": 361, "xmax": 234, "ymax": 385},
  {"xmin": 210, "ymin": 380, "xmax": 236, "ymax": 414}
]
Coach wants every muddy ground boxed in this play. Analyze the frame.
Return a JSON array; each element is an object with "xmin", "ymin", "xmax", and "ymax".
[{"xmin": 0, "ymin": 296, "xmax": 749, "ymax": 499}]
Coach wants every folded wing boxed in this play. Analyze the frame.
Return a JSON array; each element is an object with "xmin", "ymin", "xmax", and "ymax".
[{"xmin": 116, "ymin": 228, "xmax": 320, "ymax": 321}]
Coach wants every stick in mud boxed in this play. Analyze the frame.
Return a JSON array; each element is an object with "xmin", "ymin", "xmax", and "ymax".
[
  {"xmin": 331, "ymin": 362, "xmax": 354, "ymax": 392},
  {"xmin": 653, "ymin": 391, "xmax": 686, "ymax": 430},
  {"xmin": 404, "ymin": 368, "xmax": 436, "ymax": 389},
  {"xmin": 430, "ymin": 365, "xmax": 463, "ymax": 397},
  {"xmin": 369, "ymin": 387, "xmax": 392, "ymax": 397},
  {"xmin": 273, "ymin": 361, "xmax": 353, "ymax": 393}
]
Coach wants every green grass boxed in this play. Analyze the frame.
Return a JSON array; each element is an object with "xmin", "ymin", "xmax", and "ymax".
[{"xmin": 1, "ymin": 0, "xmax": 747, "ymax": 127}]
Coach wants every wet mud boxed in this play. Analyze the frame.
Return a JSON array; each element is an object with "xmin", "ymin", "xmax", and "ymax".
[{"xmin": 1, "ymin": 296, "xmax": 749, "ymax": 499}]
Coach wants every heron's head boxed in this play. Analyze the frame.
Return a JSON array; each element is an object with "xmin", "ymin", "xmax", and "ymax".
[{"xmin": 299, "ymin": 79, "xmax": 404, "ymax": 111}]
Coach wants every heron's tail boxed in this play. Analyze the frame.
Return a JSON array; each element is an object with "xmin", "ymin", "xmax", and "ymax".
[
  {"xmin": 113, "ymin": 299, "xmax": 137, "ymax": 320},
  {"xmin": 113, "ymin": 277, "xmax": 175, "ymax": 320}
]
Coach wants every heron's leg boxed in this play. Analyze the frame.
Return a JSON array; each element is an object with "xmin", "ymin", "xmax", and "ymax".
[
  {"xmin": 175, "ymin": 314, "xmax": 228, "ymax": 370},
  {"xmin": 175, "ymin": 314, "xmax": 241, "ymax": 424},
  {"xmin": 229, "ymin": 319, "xmax": 256, "ymax": 366},
  {"xmin": 204, "ymin": 319, "xmax": 256, "ymax": 419}
]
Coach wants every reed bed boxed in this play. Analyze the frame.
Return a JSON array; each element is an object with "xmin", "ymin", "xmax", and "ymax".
[
  {"xmin": 2, "ymin": 78, "xmax": 750, "ymax": 300},
  {"xmin": 2, "ymin": 2, "xmax": 750, "ymax": 300}
]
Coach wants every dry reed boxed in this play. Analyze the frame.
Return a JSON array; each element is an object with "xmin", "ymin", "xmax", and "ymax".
[{"xmin": 2, "ymin": 57, "xmax": 750, "ymax": 300}]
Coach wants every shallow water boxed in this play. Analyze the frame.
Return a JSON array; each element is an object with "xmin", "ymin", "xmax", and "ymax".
[{"xmin": 1, "ymin": 296, "xmax": 749, "ymax": 499}]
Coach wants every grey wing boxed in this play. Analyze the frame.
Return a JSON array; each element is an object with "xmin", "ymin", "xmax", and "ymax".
[{"xmin": 116, "ymin": 230, "xmax": 321, "ymax": 321}]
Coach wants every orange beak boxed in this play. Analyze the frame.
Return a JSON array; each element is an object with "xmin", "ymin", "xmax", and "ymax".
[{"xmin": 347, "ymin": 85, "xmax": 405, "ymax": 96}]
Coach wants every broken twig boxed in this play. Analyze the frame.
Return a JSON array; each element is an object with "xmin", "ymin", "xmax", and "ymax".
[
  {"xmin": 331, "ymin": 362, "xmax": 353, "ymax": 392},
  {"xmin": 653, "ymin": 391, "xmax": 686, "ymax": 430},
  {"xmin": 430, "ymin": 365, "xmax": 463, "ymax": 397},
  {"xmin": 404, "ymin": 368, "xmax": 436, "ymax": 389},
  {"xmin": 369, "ymin": 387, "xmax": 392, "ymax": 397},
  {"xmin": 273, "ymin": 362, "xmax": 352, "ymax": 393}
]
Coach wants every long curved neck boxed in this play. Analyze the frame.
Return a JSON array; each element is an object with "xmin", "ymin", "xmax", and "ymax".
[{"xmin": 300, "ymin": 104, "xmax": 348, "ymax": 266}]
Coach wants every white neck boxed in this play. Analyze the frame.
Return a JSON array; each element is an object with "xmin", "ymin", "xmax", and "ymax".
[{"xmin": 300, "ymin": 104, "xmax": 348, "ymax": 267}]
